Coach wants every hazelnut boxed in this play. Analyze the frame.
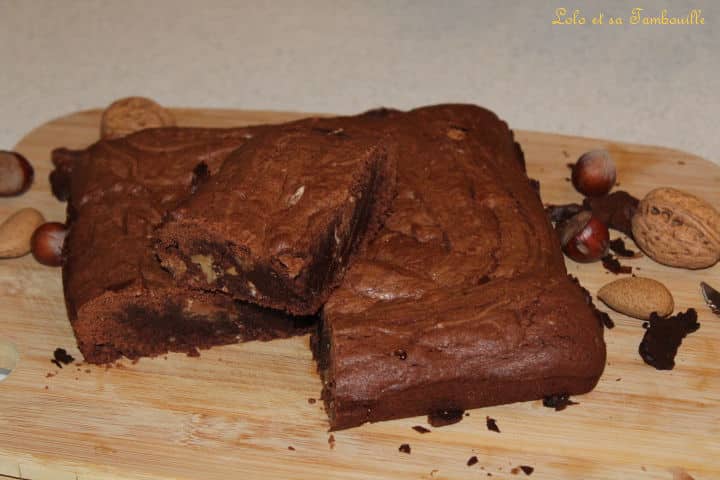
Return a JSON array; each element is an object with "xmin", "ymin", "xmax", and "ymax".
[
  {"xmin": 571, "ymin": 150, "xmax": 616, "ymax": 197},
  {"xmin": 0, "ymin": 151, "xmax": 34, "ymax": 197},
  {"xmin": 560, "ymin": 211, "xmax": 610, "ymax": 262},
  {"xmin": 31, "ymin": 222, "xmax": 67, "ymax": 267}
]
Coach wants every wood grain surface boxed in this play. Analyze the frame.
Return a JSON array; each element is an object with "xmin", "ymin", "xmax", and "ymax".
[{"xmin": 0, "ymin": 108, "xmax": 718, "ymax": 480}]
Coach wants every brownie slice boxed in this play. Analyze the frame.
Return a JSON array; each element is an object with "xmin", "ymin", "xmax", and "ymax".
[
  {"xmin": 51, "ymin": 126, "xmax": 314, "ymax": 364},
  {"xmin": 313, "ymin": 104, "xmax": 607, "ymax": 430},
  {"xmin": 155, "ymin": 116, "xmax": 397, "ymax": 315}
]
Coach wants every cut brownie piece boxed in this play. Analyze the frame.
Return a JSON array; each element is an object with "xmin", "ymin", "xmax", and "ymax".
[
  {"xmin": 313, "ymin": 104, "xmax": 606, "ymax": 430},
  {"xmin": 51, "ymin": 125, "xmax": 314, "ymax": 364},
  {"xmin": 155, "ymin": 116, "xmax": 397, "ymax": 315}
]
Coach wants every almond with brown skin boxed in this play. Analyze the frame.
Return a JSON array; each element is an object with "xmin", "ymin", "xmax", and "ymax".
[
  {"xmin": 598, "ymin": 277, "xmax": 674, "ymax": 320},
  {"xmin": 0, "ymin": 208, "xmax": 46, "ymax": 258},
  {"xmin": 100, "ymin": 96, "xmax": 176, "ymax": 140},
  {"xmin": 632, "ymin": 188, "xmax": 720, "ymax": 269}
]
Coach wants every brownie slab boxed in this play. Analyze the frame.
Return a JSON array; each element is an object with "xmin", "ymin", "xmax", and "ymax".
[
  {"xmin": 313, "ymin": 105, "xmax": 607, "ymax": 430},
  {"xmin": 155, "ymin": 116, "xmax": 397, "ymax": 315},
  {"xmin": 51, "ymin": 126, "xmax": 314, "ymax": 364}
]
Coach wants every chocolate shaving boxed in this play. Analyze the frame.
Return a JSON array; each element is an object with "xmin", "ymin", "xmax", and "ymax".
[
  {"xmin": 427, "ymin": 408, "xmax": 465, "ymax": 427},
  {"xmin": 287, "ymin": 446, "xmax": 295, "ymax": 451},
  {"xmin": 609, "ymin": 238, "xmax": 637, "ymax": 257},
  {"xmin": 601, "ymin": 255, "xmax": 632, "ymax": 275},
  {"xmin": 327, "ymin": 434, "xmax": 335, "ymax": 449},
  {"xmin": 485, "ymin": 416, "xmax": 500, "ymax": 433},
  {"xmin": 190, "ymin": 162, "xmax": 210, "ymax": 194},
  {"xmin": 583, "ymin": 191, "xmax": 639, "ymax": 237},
  {"xmin": 545, "ymin": 203, "xmax": 583, "ymax": 225},
  {"xmin": 467, "ymin": 456, "xmax": 479, "ymax": 466},
  {"xmin": 398, "ymin": 443, "xmax": 411, "ymax": 454},
  {"xmin": 412, "ymin": 425, "xmax": 431, "ymax": 434},
  {"xmin": 520, "ymin": 466, "xmax": 534, "ymax": 476},
  {"xmin": 51, "ymin": 348, "xmax": 75, "ymax": 369},
  {"xmin": 639, "ymin": 309, "xmax": 699, "ymax": 370},
  {"xmin": 542, "ymin": 393, "xmax": 578, "ymax": 411}
]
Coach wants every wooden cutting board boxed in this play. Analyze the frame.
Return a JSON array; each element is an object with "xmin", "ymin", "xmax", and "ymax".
[{"xmin": 0, "ymin": 108, "xmax": 718, "ymax": 480}]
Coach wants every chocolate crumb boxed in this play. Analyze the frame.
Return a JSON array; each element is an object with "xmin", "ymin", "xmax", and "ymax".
[
  {"xmin": 45, "ymin": 372, "xmax": 55, "ymax": 378},
  {"xmin": 328, "ymin": 434, "xmax": 335, "ymax": 450},
  {"xmin": 287, "ymin": 446, "xmax": 295, "ymax": 451},
  {"xmin": 428, "ymin": 408, "xmax": 465, "ymax": 427},
  {"xmin": 520, "ymin": 465, "xmax": 534, "ymax": 475},
  {"xmin": 598, "ymin": 310, "xmax": 615, "ymax": 329},
  {"xmin": 639, "ymin": 309, "xmax": 699, "ymax": 370},
  {"xmin": 486, "ymin": 416, "xmax": 500, "ymax": 433},
  {"xmin": 308, "ymin": 398, "xmax": 316, "ymax": 404},
  {"xmin": 566, "ymin": 162, "xmax": 574, "ymax": 169},
  {"xmin": 609, "ymin": 238, "xmax": 637, "ymax": 257},
  {"xmin": 616, "ymin": 378, "xmax": 621, "ymax": 381},
  {"xmin": 528, "ymin": 178, "xmax": 540, "ymax": 195},
  {"xmin": 44, "ymin": 385, "xmax": 48, "ymax": 390},
  {"xmin": 464, "ymin": 412, "xmax": 470, "ymax": 417},
  {"xmin": 564, "ymin": 177, "xmax": 570, "ymax": 182},
  {"xmin": 393, "ymin": 349, "xmax": 408, "ymax": 360},
  {"xmin": 412, "ymin": 425, "xmax": 431, "ymax": 434},
  {"xmin": 399, "ymin": 443, "xmax": 411, "ymax": 454},
  {"xmin": 602, "ymin": 255, "xmax": 632, "ymax": 275},
  {"xmin": 678, "ymin": 160, "xmax": 686, "ymax": 165},
  {"xmin": 542, "ymin": 393, "xmax": 579, "ymax": 411},
  {"xmin": 511, "ymin": 467, "xmax": 520, "ymax": 475},
  {"xmin": 562, "ymin": 150, "xmax": 570, "ymax": 158},
  {"xmin": 85, "ymin": 369, "xmax": 91, "ymax": 374},
  {"xmin": 51, "ymin": 348, "xmax": 74, "ymax": 368},
  {"xmin": 467, "ymin": 455, "xmax": 479, "ymax": 466}
]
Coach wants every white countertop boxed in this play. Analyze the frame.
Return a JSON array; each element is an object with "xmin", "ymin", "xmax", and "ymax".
[{"xmin": 1, "ymin": 0, "xmax": 718, "ymax": 164}]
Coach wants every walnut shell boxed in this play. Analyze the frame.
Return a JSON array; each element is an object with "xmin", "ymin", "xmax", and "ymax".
[
  {"xmin": 100, "ymin": 97, "xmax": 176, "ymax": 140},
  {"xmin": 631, "ymin": 187, "xmax": 720, "ymax": 269}
]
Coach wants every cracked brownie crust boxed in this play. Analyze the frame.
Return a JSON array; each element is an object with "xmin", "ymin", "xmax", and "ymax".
[
  {"xmin": 155, "ymin": 116, "xmax": 397, "ymax": 315},
  {"xmin": 313, "ymin": 104, "xmax": 606, "ymax": 430}
]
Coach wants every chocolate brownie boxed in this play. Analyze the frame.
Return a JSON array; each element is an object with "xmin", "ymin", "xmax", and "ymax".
[
  {"xmin": 51, "ymin": 126, "xmax": 314, "ymax": 364},
  {"xmin": 155, "ymin": 117, "xmax": 397, "ymax": 315},
  {"xmin": 313, "ymin": 105, "xmax": 607, "ymax": 430}
]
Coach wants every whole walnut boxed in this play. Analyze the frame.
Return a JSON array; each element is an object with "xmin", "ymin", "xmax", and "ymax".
[
  {"xmin": 100, "ymin": 97, "xmax": 176, "ymax": 140},
  {"xmin": 632, "ymin": 187, "xmax": 720, "ymax": 269}
]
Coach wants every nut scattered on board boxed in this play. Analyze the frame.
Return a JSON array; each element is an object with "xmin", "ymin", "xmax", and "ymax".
[
  {"xmin": 571, "ymin": 150, "xmax": 616, "ymax": 197},
  {"xmin": 597, "ymin": 277, "xmax": 674, "ymax": 320},
  {"xmin": 0, "ymin": 151, "xmax": 34, "ymax": 197},
  {"xmin": 100, "ymin": 96, "xmax": 176, "ymax": 140},
  {"xmin": 631, "ymin": 187, "xmax": 720, "ymax": 269},
  {"xmin": 31, "ymin": 222, "xmax": 67, "ymax": 267},
  {"xmin": 560, "ymin": 210, "xmax": 610, "ymax": 262},
  {"xmin": 0, "ymin": 208, "xmax": 46, "ymax": 258}
]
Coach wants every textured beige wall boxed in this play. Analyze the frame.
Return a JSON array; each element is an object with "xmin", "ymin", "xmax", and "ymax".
[{"xmin": 0, "ymin": 0, "xmax": 717, "ymax": 164}]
